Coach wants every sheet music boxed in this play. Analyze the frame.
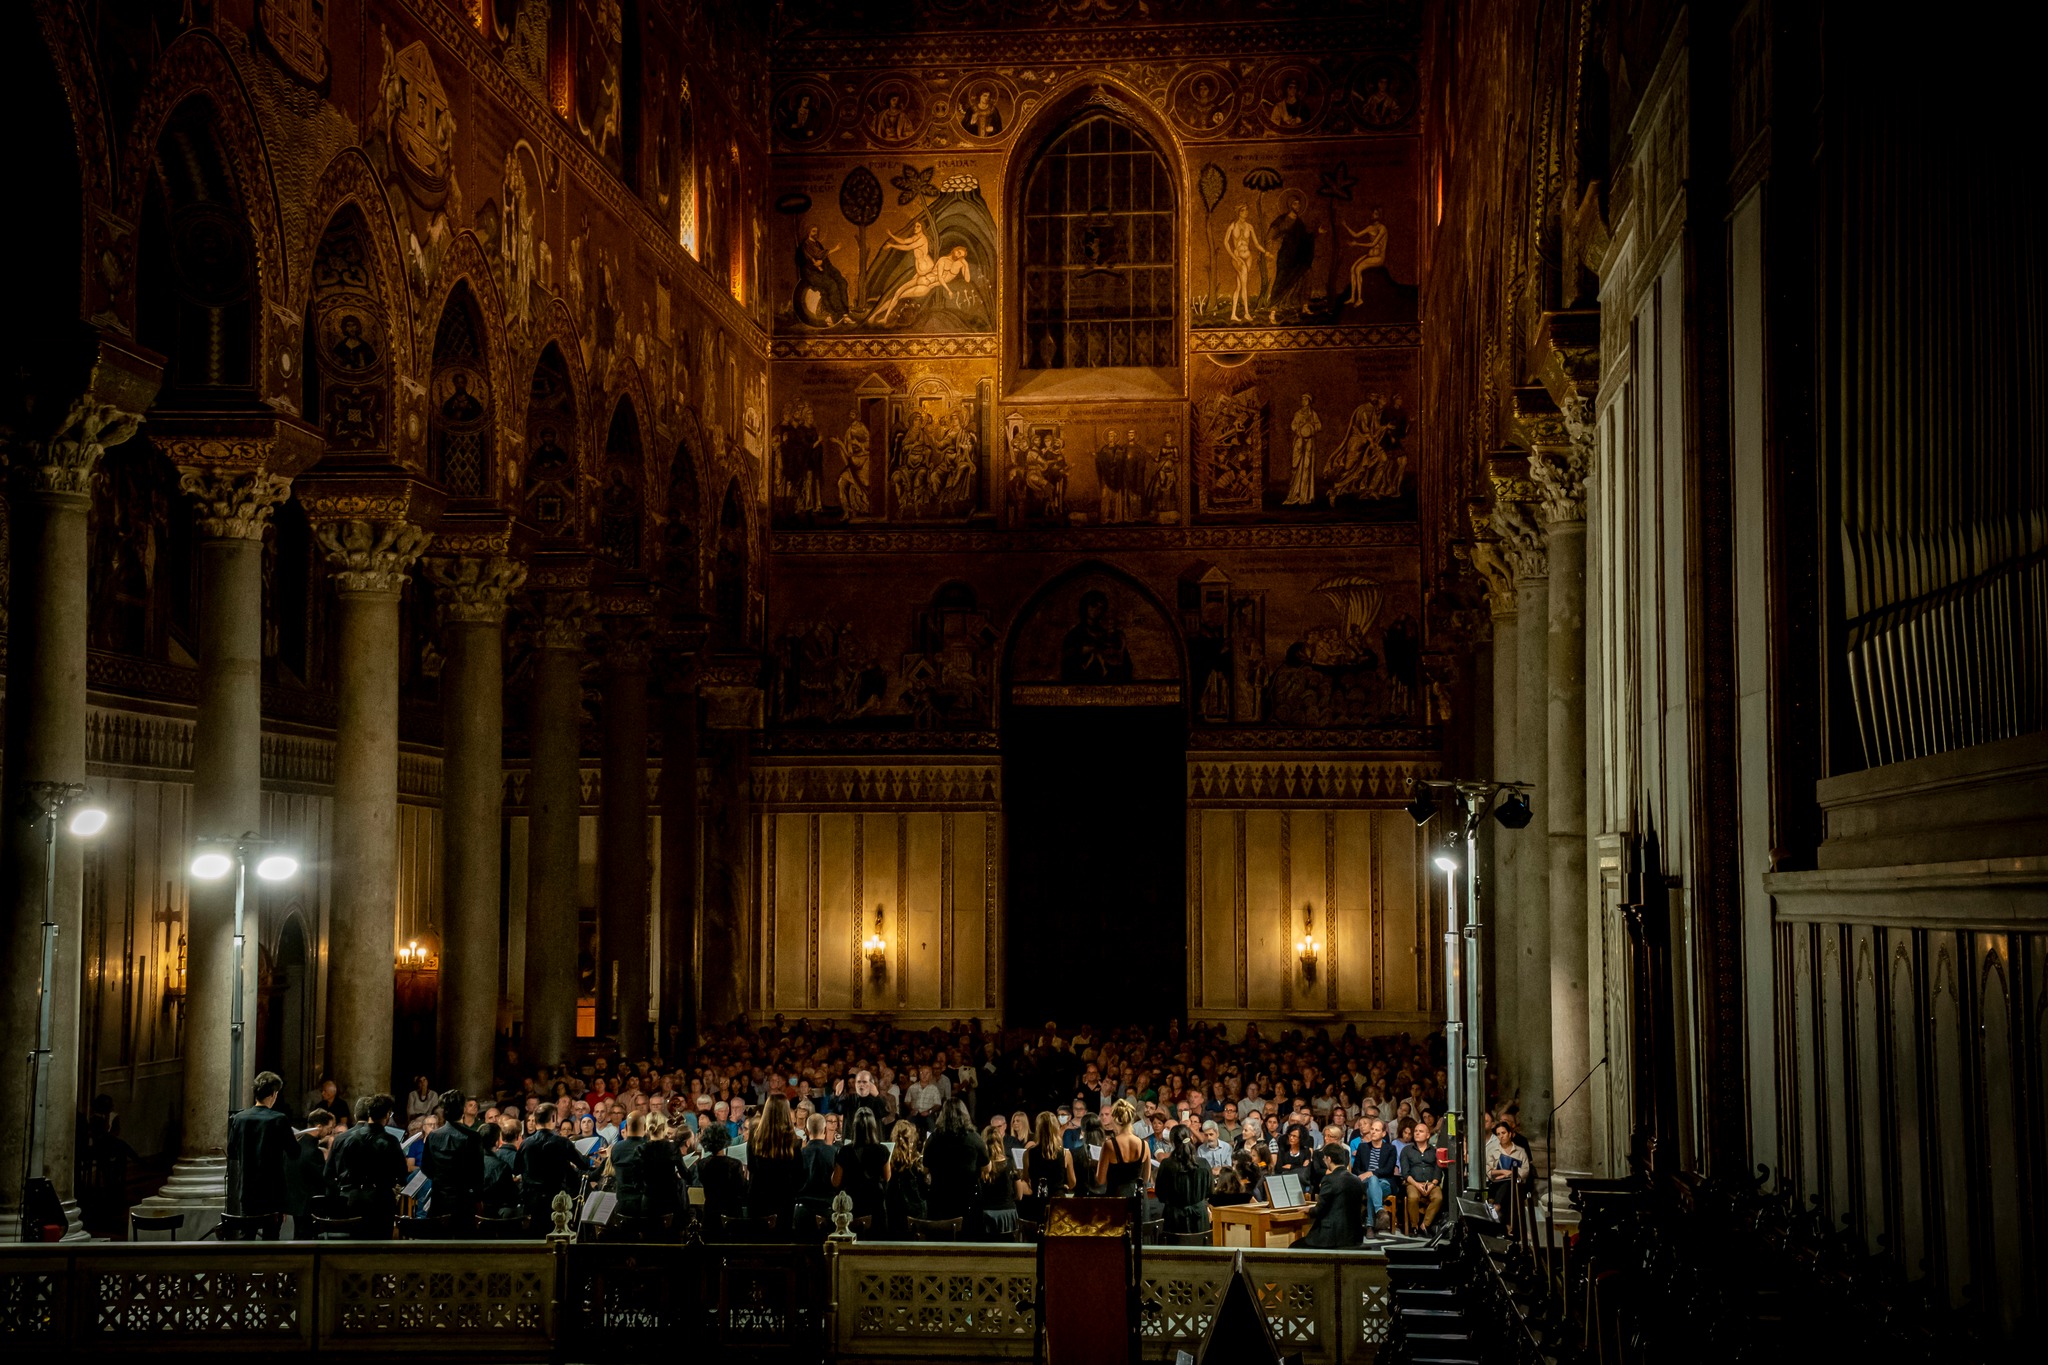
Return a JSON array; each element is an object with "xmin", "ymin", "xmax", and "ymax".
[
  {"xmin": 574, "ymin": 1136, "xmax": 600, "ymax": 1155},
  {"xmin": 579, "ymin": 1191, "xmax": 617, "ymax": 1225},
  {"xmin": 402, "ymin": 1171, "xmax": 428, "ymax": 1198},
  {"xmin": 1086, "ymin": 1144, "xmax": 1103, "ymax": 1162}
]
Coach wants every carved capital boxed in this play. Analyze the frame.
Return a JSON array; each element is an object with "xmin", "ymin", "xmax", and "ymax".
[
  {"xmin": 4, "ymin": 396, "xmax": 143, "ymax": 498},
  {"xmin": 1491, "ymin": 498, "xmax": 1548, "ymax": 580},
  {"xmin": 425, "ymin": 554, "xmax": 528, "ymax": 625},
  {"xmin": 1530, "ymin": 442, "xmax": 1591, "ymax": 525},
  {"xmin": 316, "ymin": 519, "xmax": 433, "ymax": 597},
  {"xmin": 532, "ymin": 591, "xmax": 594, "ymax": 651},
  {"xmin": 178, "ymin": 468, "xmax": 294, "ymax": 540},
  {"xmin": 600, "ymin": 618, "xmax": 656, "ymax": 673}
]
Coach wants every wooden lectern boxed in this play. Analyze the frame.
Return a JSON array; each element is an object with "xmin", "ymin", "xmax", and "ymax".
[{"xmin": 1034, "ymin": 1197, "xmax": 1141, "ymax": 1365}]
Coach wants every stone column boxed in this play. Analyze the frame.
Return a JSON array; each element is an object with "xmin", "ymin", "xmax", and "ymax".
[
  {"xmin": 317, "ymin": 518, "xmax": 433, "ymax": 1105},
  {"xmin": 524, "ymin": 594, "xmax": 588, "ymax": 1066},
  {"xmin": 1468, "ymin": 519, "xmax": 1521, "ymax": 1096},
  {"xmin": 426, "ymin": 553, "xmax": 525, "ymax": 1096},
  {"xmin": 1, "ymin": 394, "xmax": 146, "ymax": 1234},
  {"xmin": 598, "ymin": 622, "xmax": 652, "ymax": 1057},
  {"xmin": 656, "ymin": 652, "xmax": 701, "ymax": 1054},
  {"xmin": 148, "ymin": 466, "xmax": 294, "ymax": 1223},
  {"xmin": 1535, "ymin": 440, "xmax": 1592, "ymax": 1173},
  {"xmin": 697, "ymin": 662, "xmax": 763, "ymax": 1030},
  {"xmin": 1492, "ymin": 466, "xmax": 1552, "ymax": 1132}
]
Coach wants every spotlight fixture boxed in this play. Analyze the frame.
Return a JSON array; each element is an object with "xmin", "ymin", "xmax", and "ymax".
[
  {"xmin": 255, "ymin": 854, "xmax": 299, "ymax": 882},
  {"xmin": 189, "ymin": 851, "xmax": 233, "ymax": 881},
  {"xmin": 1434, "ymin": 853, "xmax": 1459, "ymax": 873},
  {"xmin": 1406, "ymin": 790, "xmax": 1437, "ymax": 826},
  {"xmin": 68, "ymin": 806, "xmax": 108, "ymax": 837},
  {"xmin": 1493, "ymin": 793, "xmax": 1534, "ymax": 829}
]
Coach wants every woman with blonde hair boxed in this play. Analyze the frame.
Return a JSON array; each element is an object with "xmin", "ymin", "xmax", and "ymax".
[
  {"xmin": 884, "ymin": 1119, "xmax": 929, "ymax": 1238},
  {"xmin": 1018, "ymin": 1110, "xmax": 1073, "ymax": 1223},
  {"xmin": 1095, "ymin": 1097, "xmax": 1149, "ymax": 1200}
]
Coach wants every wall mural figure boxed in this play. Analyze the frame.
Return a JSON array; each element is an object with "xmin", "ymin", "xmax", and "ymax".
[
  {"xmin": 1060, "ymin": 589, "xmax": 1135, "ymax": 685},
  {"xmin": 887, "ymin": 380, "xmax": 981, "ymax": 520},
  {"xmin": 791, "ymin": 225, "xmax": 851, "ymax": 326},
  {"xmin": 833, "ymin": 408, "xmax": 875, "ymax": 518},
  {"xmin": 523, "ymin": 344, "xmax": 579, "ymax": 539},
  {"xmin": 1007, "ymin": 414, "xmax": 1069, "ymax": 526},
  {"xmin": 774, "ymin": 399, "xmax": 826, "ymax": 517},
  {"xmin": 900, "ymin": 582, "xmax": 997, "ymax": 729},
  {"xmin": 1323, "ymin": 393, "xmax": 1408, "ymax": 502},
  {"xmin": 1198, "ymin": 388, "xmax": 1264, "ymax": 512},
  {"xmin": 777, "ymin": 167, "xmax": 995, "ymax": 335},
  {"xmin": 1284, "ymin": 393, "xmax": 1322, "ymax": 506},
  {"xmin": 311, "ymin": 212, "xmax": 389, "ymax": 453}
]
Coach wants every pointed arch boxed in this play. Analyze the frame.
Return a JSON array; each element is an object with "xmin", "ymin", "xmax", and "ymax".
[
  {"xmin": 421, "ymin": 230, "xmax": 515, "ymax": 500},
  {"xmin": 1000, "ymin": 559, "xmax": 1187, "ymax": 718},
  {"xmin": 306, "ymin": 205, "xmax": 401, "ymax": 460},
  {"xmin": 428, "ymin": 281, "xmax": 495, "ymax": 498},
  {"xmin": 712, "ymin": 476, "xmax": 753, "ymax": 644},
  {"xmin": 597, "ymin": 395, "xmax": 647, "ymax": 570},
  {"xmin": 20, "ymin": 1, "xmax": 116, "ymax": 329},
  {"xmin": 522, "ymin": 340, "xmax": 583, "ymax": 544},
  {"xmin": 117, "ymin": 30, "xmax": 287, "ymax": 354},
  {"xmin": 656, "ymin": 424, "xmax": 704, "ymax": 618},
  {"xmin": 298, "ymin": 148, "xmax": 415, "ymax": 393}
]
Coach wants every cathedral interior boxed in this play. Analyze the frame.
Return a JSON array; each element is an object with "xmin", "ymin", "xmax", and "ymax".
[{"xmin": 0, "ymin": 0, "xmax": 2040, "ymax": 1358}]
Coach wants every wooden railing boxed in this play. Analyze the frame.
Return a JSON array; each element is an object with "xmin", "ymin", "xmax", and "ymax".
[{"xmin": 0, "ymin": 1239, "xmax": 1393, "ymax": 1361}]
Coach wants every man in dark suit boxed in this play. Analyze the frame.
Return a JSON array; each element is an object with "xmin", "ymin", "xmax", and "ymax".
[
  {"xmin": 513, "ymin": 1103, "xmax": 583, "ymax": 1232},
  {"xmin": 477, "ymin": 1122, "xmax": 521, "ymax": 1220},
  {"xmin": 226, "ymin": 1071, "xmax": 297, "ymax": 1237},
  {"xmin": 327, "ymin": 1095, "xmax": 407, "ymax": 1239},
  {"xmin": 420, "ymin": 1089, "xmax": 484, "ymax": 1231},
  {"xmin": 1301, "ymin": 1144, "xmax": 1366, "ymax": 1249},
  {"xmin": 283, "ymin": 1108, "xmax": 336, "ymax": 1239},
  {"xmin": 796, "ymin": 1111, "xmax": 839, "ymax": 1226}
]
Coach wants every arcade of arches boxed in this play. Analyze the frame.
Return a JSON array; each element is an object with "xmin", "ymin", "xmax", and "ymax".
[{"xmin": 0, "ymin": 0, "xmax": 2040, "ymax": 1340}]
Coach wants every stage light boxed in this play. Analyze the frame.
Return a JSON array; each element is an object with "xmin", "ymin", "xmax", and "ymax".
[
  {"xmin": 67, "ymin": 806, "xmax": 108, "ymax": 837},
  {"xmin": 1435, "ymin": 854, "xmax": 1458, "ymax": 872},
  {"xmin": 1406, "ymin": 791, "xmax": 1437, "ymax": 826},
  {"xmin": 190, "ymin": 851, "xmax": 233, "ymax": 881},
  {"xmin": 255, "ymin": 854, "xmax": 299, "ymax": 882},
  {"xmin": 1494, "ymin": 793, "xmax": 1533, "ymax": 829}
]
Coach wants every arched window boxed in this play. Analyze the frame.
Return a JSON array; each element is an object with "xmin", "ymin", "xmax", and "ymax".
[{"xmin": 1020, "ymin": 112, "xmax": 1176, "ymax": 370}]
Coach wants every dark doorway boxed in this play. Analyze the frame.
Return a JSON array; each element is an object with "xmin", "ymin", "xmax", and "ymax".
[{"xmin": 1004, "ymin": 705, "xmax": 1186, "ymax": 1027}]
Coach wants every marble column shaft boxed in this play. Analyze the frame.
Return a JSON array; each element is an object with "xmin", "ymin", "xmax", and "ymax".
[
  {"xmin": 656, "ymin": 665, "xmax": 700, "ymax": 1054},
  {"xmin": 524, "ymin": 598, "xmax": 587, "ymax": 1066},
  {"xmin": 698, "ymin": 731, "xmax": 750, "ymax": 1029},
  {"xmin": 179, "ymin": 470, "xmax": 292, "ymax": 1163},
  {"xmin": 0, "ymin": 399, "xmax": 141, "ymax": 1223},
  {"xmin": 1486, "ymin": 592, "xmax": 1521, "ymax": 1096},
  {"xmin": 428, "ymin": 556, "xmax": 524, "ymax": 1096},
  {"xmin": 1540, "ymin": 450, "xmax": 1592, "ymax": 1174},
  {"xmin": 319, "ymin": 519, "xmax": 431, "ymax": 1105},
  {"xmin": 1516, "ymin": 569, "xmax": 1553, "ymax": 1129},
  {"xmin": 599, "ymin": 632, "xmax": 651, "ymax": 1057}
]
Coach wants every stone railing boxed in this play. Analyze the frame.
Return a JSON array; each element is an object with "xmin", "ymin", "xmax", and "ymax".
[{"xmin": 0, "ymin": 1240, "xmax": 1392, "ymax": 1361}]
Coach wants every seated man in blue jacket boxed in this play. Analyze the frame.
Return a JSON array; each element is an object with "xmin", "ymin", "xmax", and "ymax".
[{"xmin": 1350, "ymin": 1118, "xmax": 1400, "ymax": 1235}]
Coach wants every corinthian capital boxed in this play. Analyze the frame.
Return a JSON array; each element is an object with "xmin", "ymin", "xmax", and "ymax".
[
  {"xmin": 533, "ymin": 591, "xmax": 594, "ymax": 651},
  {"xmin": 426, "ymin": 555, "xmax": 528, "ymax": 625},
  {"xmin": 317, "ymin": 519, "xmax": 434, "ymax": 596},
  {"xmin": 4, "ymin": 396, "xmax": 144, "ymax": 498},
  {"xmin": 1530, "ymin": 440, "xmax": 1591, "ymax": 525},
  {"xmin": 179, "ymin": 468, "xmax": 295, "ymax": 540}
]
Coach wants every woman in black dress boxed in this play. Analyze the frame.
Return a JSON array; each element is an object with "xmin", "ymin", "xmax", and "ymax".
[
  {"xmin": 831, "ymin": 1108, "xmax": 891, "ymax": 1228},
  {"xmin": 973, "ymin": 1123, "xmax": 1018, "ymax": 1239},
  {"xmin": 1153, "ymin": 1125, "xmax": 1213, "ymax": 1236},
  {"xmin": 1074, "ymin": 1113, "xmax": 1109, "ymax": 1197},
  {"xmin": 1018, "ymin": 1111, "xmax": 1074, "ymax": 1225},
  {"xmin": 695, "ymin": 1121, "xmax": 750, "ymax": 1225},
  {"xmin": 745, "ymin": 1096, "xmax": 806, "ymax": 1235},
  {"xmin": 921, "ymin": 1099, "xmax": 987, "ymax": 1223},
  {"xmin": 1094, "ymin": 1099, "xmax": 1150, "ymax": 1200},
  {"xmin": 883, "ymin": 1120, "xmax": 930, "ymax": 1238}
]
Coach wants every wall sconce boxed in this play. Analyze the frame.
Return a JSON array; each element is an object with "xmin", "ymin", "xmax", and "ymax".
[
  {"xmin": 1296, "ymin": 903, "xmax": 1320, "ymax": 981},
  {"xmin": 396, "ymin": 936, "xmax": 439, "ymax": 972},
  {"xmin": 864, "ymin": 905, "xmax": 888, "ymax": 981},
  {"xmin": 163, "ymin": 934, "xmax": 187, "ymax": 1007}
]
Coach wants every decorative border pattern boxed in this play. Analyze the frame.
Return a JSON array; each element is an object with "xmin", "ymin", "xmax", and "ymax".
[
  {"xmin": 759, "ymin": 730, "xmax": 1003, "ymax": 753},
  {"xmin": 983, "ymin": 812, "xmax": 998, "ymax": 1012},
  {"xmin": 1324, "ymin": 813, "xmax": 1339, "ymax": 1012},
  {"xmin": 772, "ymin": 523, "xmax": 1420, "ymax": 554},
  {"xmin": 940, "ymin": 813, "xmax": 956, "ymax": 1011},
  {"xmin": 773, "ymin": 19, "xmax": 1420, "ymax": 72},
  {"xmin": 852, "ymin": 815, "xmax": 867, "ymax": 1012},
  {"xmin": 1188, "ymin": 759, "xmax": 1441, "ymax": 805},
  {"xmin": 807, "ymin": 812, "xmax": 821, "ymax": 1009},
  {"xmin": 1188, "ymin": 323, "xmax": 1424, "ymax": 353},
  {"xmin": 770, "ymin": 334, "xmax": 998, "ymax": 361},
  {"xmin": 1233, "ymin": 811, "xmax": 1248, "ymax": 1009},
  {"xmin": 755, "ymin": 764, "xmax": 1002, "ymax": 808}
]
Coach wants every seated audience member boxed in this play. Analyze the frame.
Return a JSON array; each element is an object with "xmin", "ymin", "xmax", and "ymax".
[
  {"xmin": 746, "ymin": 1096, "xmax": 805, "ymax": 1233},
  {"xmin": 1352, "ymin": 1119, "xmax": 1400, "ymax": 1234},
  {"xmin": 884, "ymin": 1121, "xmax": 931, "ymax": 1238},
  {"xmin": 923, "ymin": 1099, "xmax": 989, "ymax": 1222},
  {"xmin": 422, "ymin": 1091, "xmax": 484, "ymax": 1230},
  {"xmin": 974, "ymin": 1127, "xmax": 1018, "ymax": 1238},
  {"xmin": 832, "ymin": 1108, "xmax": 891, "ymax": 1225},
  {"xmin": 796, "ymin": 1112, "xmax": 840, "ymax": 1225},
  {"xmin": 513, "ymin": 1103, "xmax": 583, "ymax": 1230},
  {"xmin": 1209, "ymin": 1166, "xmax": 1252, "ymax": 1208},
  {"xmin": 1303, "ymin": 1143, "xmax": 1366, "ymax": 1249},
  {"xmin": 697, "ymin": 1121, "xmax": 751, "ymax": 1225},
  {"xmin": 1486, "ymin": 1121, "xmax": 1527, "ymax": 1225},
  {"xmin": 1155, "ymin": 1126, "xmax": 1214, "ymax": 1236},
  {"xmin": 1400, "ymin": 1118, "xmax": 1445, "ymax": 1231},
  {"xmin": 406, "ymin": 1075, "xmax": 440, "ymax": 1124},
  {"xmin": 327, "ymin": 1094, "xmax": 407, "ymax": 1239},
  {"xmin": 1019, "ymin": 1111, "xmax": 1074, "ymax": 1223},
  {"xmin": 1273, "ymin": 1124, "xmax": 1314, "ymax": 1174}
]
